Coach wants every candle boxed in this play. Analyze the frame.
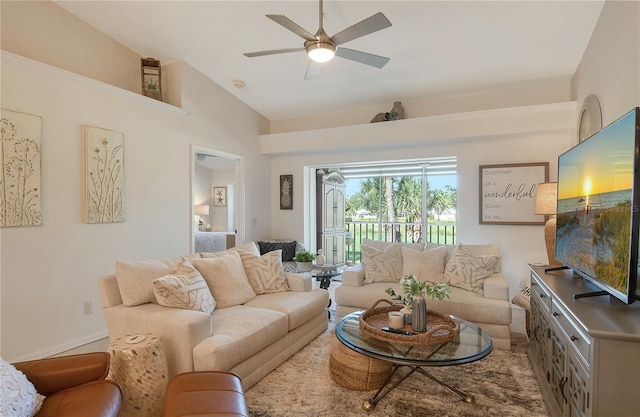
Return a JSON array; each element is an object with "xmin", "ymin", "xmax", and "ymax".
[{"xmin": 388, "ymin": 311, "xmax": 404, "ymax": 329}]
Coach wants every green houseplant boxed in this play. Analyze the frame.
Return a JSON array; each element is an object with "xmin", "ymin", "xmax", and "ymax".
[
  {"xmin": 386, "ymin": 275, "xmax": 451, "ymax": 326},
  {"xmin": 293, "ymin": 250, "xmax": 315, "ymax": 272}
]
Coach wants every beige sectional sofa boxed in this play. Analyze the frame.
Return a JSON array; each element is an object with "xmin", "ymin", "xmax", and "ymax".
[
  {"xmin": 335, "ymin": 240, "xmax": 512, "ymax": 350},
  {"xmin": 98, "ymin": 242, "xmax": 329, "ymax": 389}
]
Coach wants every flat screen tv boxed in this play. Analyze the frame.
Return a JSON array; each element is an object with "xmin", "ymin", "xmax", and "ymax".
[{"xmin": 555, "ymin": 107, "xmax": 640, "ymax": 304}]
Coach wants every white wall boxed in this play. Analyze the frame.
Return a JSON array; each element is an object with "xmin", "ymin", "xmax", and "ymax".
[
  {"xmin": 194, "ymin": 164, "xmax": 236, "ymax": 232},
  {"xmin": 264, "ymin": 103, "xmax": 575, "ymax": 300},
  {"xmin": 571, "ymin": 0, "xmax": 640, "ymax": 124},
  {"xmin": 0, "ymin": 53, "xmax": 270, "ymax": 361}
]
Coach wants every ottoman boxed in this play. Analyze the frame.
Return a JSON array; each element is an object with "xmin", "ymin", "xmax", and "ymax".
[
  {"xmin": 162, "ymin": 371, "xmax": 248, "ymax": 417},
  {"xmin": 329, "ymin": 341, "xmax": 392, "ymax": 391}
]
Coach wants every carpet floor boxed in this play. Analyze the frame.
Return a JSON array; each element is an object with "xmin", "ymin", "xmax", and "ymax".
[{"xmin": 245, "ymin": 323, "xmax": 548, "ymax": 417}]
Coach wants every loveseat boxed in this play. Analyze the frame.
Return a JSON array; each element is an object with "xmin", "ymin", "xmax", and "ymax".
[
  {"xmin": 335, "ymin": 240, "xmax": 512, "ymax": 350},
  {"xmin": 9, "ymin": 352, "xmax": 122, "ymax": 417},
  {"xmin": 98, "ymin": 241, "xmax": 329, "ymax": 389}
]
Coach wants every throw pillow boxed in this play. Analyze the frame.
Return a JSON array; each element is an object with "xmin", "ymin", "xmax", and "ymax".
[
  {"xmin": 361, "ymin": 243, "xmax": 403, "ymax": 284},
  {"xmin": 193, "ymin": 251, "xmax": 256, "ymax": 308},
  {"xmin": 237, "ymin": 249, "xmax": 290, "ymax": 294},
  {"xmin": 153, "ymin": 258, "xmax": 216, "ymax": 314},
  {"xmin": 444, "ymin": 244, "xmax": 500, "ymax": 295},
  {"xmin": 401, "ymin": 246, "xmax": 447, "ymax": 283},
  {"xmin": 115, "ymin": 256, "xmax": 182, "ymax": 306},
  {"xmin": 512, "ymin": 284, "xmax": 531, "ymax": 311},
  {"xmin": 257, "ymin": 240, "xmax": 297, "ymax": 261},
  {"xmin": 0, "ymin": 358, "xmax": 45, "ymax": 417}
]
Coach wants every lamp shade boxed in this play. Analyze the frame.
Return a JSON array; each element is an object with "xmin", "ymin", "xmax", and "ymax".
[
  {"xmin": 535, "ymin": 182, "xmax": 557, "ymax": 215},
  {"xmin": 195, "ymin": 205, "xmax": 209, "ymax": 216}
]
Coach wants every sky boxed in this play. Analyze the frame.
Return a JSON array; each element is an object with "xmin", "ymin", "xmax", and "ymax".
[{"xmin": 345, "ymin": 174, "xmax": 457, "ymax": 198}]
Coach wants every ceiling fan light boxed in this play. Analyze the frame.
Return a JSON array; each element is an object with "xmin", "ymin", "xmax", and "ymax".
[{"xmin": 306, "ymin": 43, "xmax": 336, "ymax": 63}]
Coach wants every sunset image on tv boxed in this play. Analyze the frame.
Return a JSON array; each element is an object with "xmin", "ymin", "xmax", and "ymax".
[{"xmin": 556, "ymin": 111, "xmax": 637, "ymax": 295}]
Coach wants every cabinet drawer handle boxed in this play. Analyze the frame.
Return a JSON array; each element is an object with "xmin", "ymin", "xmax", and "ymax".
[
  {"xmin": 539, "ymin": 293, "xmax": 546, "ymax": 299},
  {"xmin": 559, "ymin": 377, "xmax": 568, "ymax": 402},
  {"xmin": 570, "ymin": 335, "xmax": 578, "ymax": 342},
  {"xmin": 552, "ymin": 312, "xmax": 559, "ymax": 317}
]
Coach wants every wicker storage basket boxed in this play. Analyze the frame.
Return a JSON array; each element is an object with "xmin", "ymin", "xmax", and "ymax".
[
  {"xmin": 329, "ymin": 341, "xmax": 392, "ymax": 391},
  {"xmin": 359, "ymin": 299, "xmax": 460, "ymax": 346}
]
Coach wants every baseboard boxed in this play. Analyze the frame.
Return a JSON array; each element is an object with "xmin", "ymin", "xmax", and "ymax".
[{"xmin": 9, "ymin": 330, "xmax": 109, "ymax": 363}]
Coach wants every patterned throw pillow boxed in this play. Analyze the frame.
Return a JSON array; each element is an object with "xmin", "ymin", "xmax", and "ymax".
[
  {"xmin": 193, "ymin": 251, "xmax": 257, "ymax": 308},
  {"xmin": 153, "ymin": 258, "xmax": 216, "ymax": 314},
  {"xmin": 444, "ymin": 244, "xmax": 500, "ymax": 295},
  {"xmin": 361, "ymin": 244, "xmax": 403, "ymax": 284},
  {"xmin": 237, "ymin": 249, "xmax": 290, "ymax": 294},
  {"xmin": 0, "ymin": 358, "xmax": 45, "ymax": 417},
  {"xmin": 401, "ymin": 246, "xmax": 447, "ymax": 283},
  {"xmin": 258, "ymin": 240, "xmax": 297, "ymax": 261},
  {"xmin": 512, "ymin": 284, "xmax": 531, "ymax": 311}
]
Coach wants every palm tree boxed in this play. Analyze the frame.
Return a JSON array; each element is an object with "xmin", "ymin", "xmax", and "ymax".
[{"xmin": 428, "ymin": 185, "xmax": 456, "ymax": 221}]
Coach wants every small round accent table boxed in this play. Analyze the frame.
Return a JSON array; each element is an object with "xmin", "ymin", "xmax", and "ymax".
[{"xmin": 107, "ymin": 333, "xmax": 169, "ymax": 417}]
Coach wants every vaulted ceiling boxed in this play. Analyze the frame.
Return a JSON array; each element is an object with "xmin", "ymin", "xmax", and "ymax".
[{"xmin": 55, "ymin": 1, "xmax": 605, "ymax": 121}]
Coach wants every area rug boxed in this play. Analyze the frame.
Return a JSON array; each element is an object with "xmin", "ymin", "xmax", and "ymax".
[{"xmin": 245, "ymin": 324, "xmax": 548, "ymax": 417}]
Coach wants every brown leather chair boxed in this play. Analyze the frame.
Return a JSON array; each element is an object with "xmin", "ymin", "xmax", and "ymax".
[
  {"xmin": 162, "ymin": 371, "xmax": 248, "ymax": 417},
  {"xmin": 13, "ymin": 352, "xmax": 122, "ymax": 417}
]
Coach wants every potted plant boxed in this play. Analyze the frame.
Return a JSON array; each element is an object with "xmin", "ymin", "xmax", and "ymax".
[
  {"xmin": 386, "ymin": 275, "xmax": 451, "ymax": 327},
  {"xmin": 293, "ymin": 250, "xmax": 315, "ymax": 272}
]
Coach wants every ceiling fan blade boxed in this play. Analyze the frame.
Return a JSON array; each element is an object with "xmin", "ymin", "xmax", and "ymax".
[
  {"xmin": 266, "ymin": 14, "xmax": 317, "ymax": 41},
  {"xmin": 330, "ymin": 12, "xmax": 392, "ymax": 46},
  {"xmin": 335, "ymin": 47, "xmax": 390, "ymax": 69},
  {"xmin": 304, "ymin": 61, "xmax": 322, "ymax": 79},
  {"xmin": 244, "ymin": 47, "xmax": 304, "ymax": 58}
]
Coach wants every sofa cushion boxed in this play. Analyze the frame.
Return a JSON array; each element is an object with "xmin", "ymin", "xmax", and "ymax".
[
  {"xmin": 401, "ymin": 246, "xmax": 447, "ymax": 283},
  {"xmin": 237, "ymin": 249, "xmax": 290, "ymax": 295},
  {"xmin": 193, "ymin": 252, "xmax": 256, "ymax": 308},
  {"xmin": 200, "ymin": 241, "xmax": 261, "ymax": 258},
  {"xmin": 116, "ymin": 257, "xmax": 182, "ymax": 306},
  {"xmin": 361, "ymin": 244, "xmax": 403, "ymax": 284},
  {"xmin": 361, "ymin": 239, "xmax": 425, "ymax": 251},
  {"xmin": 193, "ymin": 305, "xmax": 288, "ymax": 371},
  {"xmin": 0, "ymin": 358, "xmax": 45, "ymax": 417},
  {"xmin": 257, "ymin": 240, "xmax": 297, "ymax": 261},
  {"xmin": 427, "ymin": 242, "xmax": 502, "ymax": 272},
  {"xmin": 444, "ymin": 244, "xmax": 500, "ymax": 295},
  {"xmin": 244, "ymin": 289, "xmax": 329, "ymax": 331},
  {"xmin": 335, "ymin": 282, "xmax": 511, "ymax": 326},
  {"xmin": 153, "ymin": 258, "xmax": 216, "ymax": 314}
]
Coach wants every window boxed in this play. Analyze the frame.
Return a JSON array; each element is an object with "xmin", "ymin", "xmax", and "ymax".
[{"xmin": 338, "ymin": 157, "xmax": 457, "ymax": 263}]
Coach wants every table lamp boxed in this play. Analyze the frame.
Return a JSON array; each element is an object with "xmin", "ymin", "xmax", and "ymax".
[
  {"xmin": 535, "ymin": 182, "xmax": 561, "ymax": 266},
  {"xmin": 195, "ymin": 205, "xmax": 209, "ymax": 231}
]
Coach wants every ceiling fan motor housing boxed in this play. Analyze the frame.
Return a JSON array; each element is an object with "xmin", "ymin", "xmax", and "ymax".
[{"xmin": 305, "ymin": 29, "xmax": 336, "ymax": 62}]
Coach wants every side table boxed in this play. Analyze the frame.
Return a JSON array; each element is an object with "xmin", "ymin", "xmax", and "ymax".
[{"xmin": 107, "ymin": 333, "xmax": 169, "ymax": 417}]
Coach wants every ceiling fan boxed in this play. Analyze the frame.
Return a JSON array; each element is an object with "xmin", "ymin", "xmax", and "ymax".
[{"xmin": 244, "ymin": 0, "xmax": 392, "ymax": 79}]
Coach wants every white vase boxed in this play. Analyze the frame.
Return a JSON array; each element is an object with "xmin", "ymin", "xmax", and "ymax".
[{"xmin": 296, "ymin": 261, "xmax": 313, "ymax": 272}]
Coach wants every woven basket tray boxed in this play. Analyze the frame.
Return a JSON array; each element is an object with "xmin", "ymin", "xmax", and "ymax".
[{"xmin": 359, "ymin": 299, "xmax": 460, "ymax": 347}]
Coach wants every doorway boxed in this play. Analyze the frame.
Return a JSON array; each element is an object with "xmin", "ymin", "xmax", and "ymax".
[{"xmin": 190, "ymin": 144, "xmax": 244, "ymax": 252}]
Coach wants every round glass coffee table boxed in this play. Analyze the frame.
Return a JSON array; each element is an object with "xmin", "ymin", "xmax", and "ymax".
[{"xmin": 335, "ymin": 312, "xmax": 493, "ymax": 411}]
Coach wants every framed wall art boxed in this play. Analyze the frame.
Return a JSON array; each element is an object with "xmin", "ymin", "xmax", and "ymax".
[
  {"xmin": 0, "ymin": 108, "xmax": 42, "ymax": 227},
  {"xmin": 479, "ymin": 162, "xmax": 549, "ymax": 225},
  {"xmin": 141, "ymin": 58, "xmax": 162, "ymax": 101},
  {"xmin": 86, "ymin": 126, "xmax": 124, "ymax": 223},
  {"xmin": 213, "ymin": 186, "xmax": 227, "ymax": 207},
  {"xmin": 280, "ymin": 175, "xmax": 293, "ymax": 210}
]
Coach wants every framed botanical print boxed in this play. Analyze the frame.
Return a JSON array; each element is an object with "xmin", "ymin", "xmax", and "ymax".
[
  {"xmin": 213, "ymin": 186, "xmax": 227, "ymax": 207},
  {"xmin": 280, "ymin": 175, "xmax": 293, "ymax": 210}
]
